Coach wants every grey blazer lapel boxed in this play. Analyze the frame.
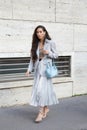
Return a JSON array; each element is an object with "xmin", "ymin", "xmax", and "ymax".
[{"xmin": 44, "ymin": 39, "xmax": 50, "ymax": 50}]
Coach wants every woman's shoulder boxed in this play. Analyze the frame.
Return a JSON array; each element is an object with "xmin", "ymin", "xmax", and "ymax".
[{"xmin": 45, "ymin": 39, "xmax": 55, "ymax": 44}]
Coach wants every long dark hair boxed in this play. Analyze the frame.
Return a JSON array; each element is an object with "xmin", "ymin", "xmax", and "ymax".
[{"xmin": 31, "ymin": 25, "xmax": 51, "ymax": 63}]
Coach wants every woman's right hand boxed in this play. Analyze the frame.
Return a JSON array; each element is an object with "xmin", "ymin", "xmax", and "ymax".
[{"xmin": 25, "ymin": 70, "xmax": 30, "ymax": 77}]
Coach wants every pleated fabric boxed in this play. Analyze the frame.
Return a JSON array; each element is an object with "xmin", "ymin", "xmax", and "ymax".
[{"xmin": 30, "ymin": 60, "xmax": 59, "ymax": 107}]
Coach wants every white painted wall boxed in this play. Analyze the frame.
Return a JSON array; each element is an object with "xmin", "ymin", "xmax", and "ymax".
[{"xmin": 0, "ymin": 0, "xmax": 87, "ymax": 107}]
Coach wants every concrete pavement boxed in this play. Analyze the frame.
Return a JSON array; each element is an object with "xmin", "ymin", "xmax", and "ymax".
[{"xmin": 0, "ymin": 95, "xmax": 87, "ymax": 130}]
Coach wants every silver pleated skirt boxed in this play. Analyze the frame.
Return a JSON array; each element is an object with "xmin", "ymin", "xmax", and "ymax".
[{"xmin": 30, "ymin": 60, "xmax": 59, "ymax": 107}]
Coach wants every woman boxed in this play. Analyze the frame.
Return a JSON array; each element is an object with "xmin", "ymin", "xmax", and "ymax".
[{"xmin": 26, "ymin": 25, "xmax": 59, "ymax": 123}]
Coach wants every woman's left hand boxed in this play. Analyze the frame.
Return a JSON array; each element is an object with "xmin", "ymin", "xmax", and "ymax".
[{"xmin": 43, "ymin": 50, "xmax": 49, "ymax": 55}]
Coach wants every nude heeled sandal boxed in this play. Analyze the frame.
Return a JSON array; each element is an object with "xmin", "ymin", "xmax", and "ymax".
[{"xmin": 35, "ymin": 108, "xmax": 44, "ymax": 123}]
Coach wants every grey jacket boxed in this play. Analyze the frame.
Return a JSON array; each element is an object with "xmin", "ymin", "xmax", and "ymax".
[{"xmin": 28, "ymin": 39, "xmax": 58, "ymax": 76}]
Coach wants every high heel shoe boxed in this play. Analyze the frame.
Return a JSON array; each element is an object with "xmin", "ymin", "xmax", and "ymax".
[
  {"xmin": 35, "ymin": 112, "xmax": 43, "ymax": 123},
  {"xmin": 35, "ymin": 109, "xmax": 44, "ymax": 123}
]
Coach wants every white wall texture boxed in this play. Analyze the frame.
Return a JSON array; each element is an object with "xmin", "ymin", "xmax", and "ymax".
[{"xmin": 0, "ymin": 0, "xmax": 87, "ymax": 107}]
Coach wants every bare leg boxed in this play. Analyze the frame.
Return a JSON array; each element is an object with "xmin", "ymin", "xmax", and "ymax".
[{"xmin": 43, "ymin": 106, "xmax": 49, "ymax": 118}]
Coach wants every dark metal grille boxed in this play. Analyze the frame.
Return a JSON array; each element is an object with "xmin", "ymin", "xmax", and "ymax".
[
  {"xmin": 0, "ymin": 56, "xmax": 71, "ymax": 82},
  {"xmin": 55, "ymin": 56, "xmax": 71, "ymax": 77}
]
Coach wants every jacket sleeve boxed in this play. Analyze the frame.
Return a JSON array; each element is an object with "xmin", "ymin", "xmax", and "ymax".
[
  {"xmin": 27, "ymin": 58, "xmax": 34, "ymax": 72},
  {"xmin": 47, "ymin": 41, "xmax": 58, "ymax": 59}
]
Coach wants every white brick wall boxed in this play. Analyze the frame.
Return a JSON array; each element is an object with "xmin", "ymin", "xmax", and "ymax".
[
  {"xmin": 56, "ymin": 0, "xmax": 87, "ymax": 24},
  {"xmin": 73, "ymin": 52, "xmax": 87, "ymax": 95},
  {"xmin": 0, "ymin": 0, "xmax": 12, "ymax": 18},
  {"xmin": 74, "ymin": 24, "xmax": 87, "ymax": 51}
]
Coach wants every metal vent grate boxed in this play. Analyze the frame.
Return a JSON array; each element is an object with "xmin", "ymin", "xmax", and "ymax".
[
  {"xmin": 55, "ymin": 56, "xmax": 71, "ymax": 77},
  {"xmin": 0, "ymin": 56, "xmax": 71, "ymax": 82}
]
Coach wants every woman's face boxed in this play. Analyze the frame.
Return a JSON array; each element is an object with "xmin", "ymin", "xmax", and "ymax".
[{"xmin": 36, "ymin": 28, "xmax": 46, "ymax": 41}]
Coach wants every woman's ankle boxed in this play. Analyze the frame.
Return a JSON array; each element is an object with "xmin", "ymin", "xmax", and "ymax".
[{"xmin": 39, "ymin": 107, "xmax": 44, "ymax": 114}]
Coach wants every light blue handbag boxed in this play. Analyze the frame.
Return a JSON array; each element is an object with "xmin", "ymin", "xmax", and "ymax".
[{"xmin": 45, "ymin": 59, "xmax": 58, "ymax": 78}]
